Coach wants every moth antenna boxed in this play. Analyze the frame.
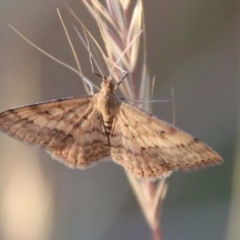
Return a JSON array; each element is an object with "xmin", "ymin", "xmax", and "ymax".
[
  {"xmin": 94, "ymin": 72, "xmax": 107, "ymax": 80},
  {"xmin": 114, "ymin": 72, "xmax": 129, "ymax": 89}
]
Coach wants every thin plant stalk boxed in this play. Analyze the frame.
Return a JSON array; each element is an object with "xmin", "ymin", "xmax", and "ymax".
[{"xmin": 76, "ymin": 1, "xmax": 168, "ymax": 239}]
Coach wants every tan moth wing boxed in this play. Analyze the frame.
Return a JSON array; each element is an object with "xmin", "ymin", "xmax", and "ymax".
[
  {"xmin": 110, "ymin": 101, "xmax": 222, "ymax": 179},
  {"xmin": 0, "ymin": 96, "xmax": 110, "ymax": 168},
  {"xmin": 0, "ymin": 76, "xmax": 222, "ymax": 179}
]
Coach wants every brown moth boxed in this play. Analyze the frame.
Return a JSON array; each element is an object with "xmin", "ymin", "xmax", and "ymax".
[{"xmin": 0, "ymin": 76, "xmax": 222, "ymax": 179}]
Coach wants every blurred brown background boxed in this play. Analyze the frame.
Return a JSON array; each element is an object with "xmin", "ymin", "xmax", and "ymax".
[{"xmin": 0, "ymin": 0, "xmax": 238, "ymax": 240}]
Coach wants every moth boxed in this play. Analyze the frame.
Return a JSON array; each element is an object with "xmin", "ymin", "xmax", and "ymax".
[{"xmin": 0, "ymin": 76, "xmax": 222, "ymax": 179}]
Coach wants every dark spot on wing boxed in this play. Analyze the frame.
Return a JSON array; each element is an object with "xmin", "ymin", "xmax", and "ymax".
[{"xmin": 44, "ymin": 110, "xmax": 50, "ymax": 115}]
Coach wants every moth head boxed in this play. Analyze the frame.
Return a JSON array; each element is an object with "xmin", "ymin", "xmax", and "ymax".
[
  {"xmin": 101, "ymin": 76, "xmax": 116, "ymax": 93},
  {"xmin": 95, "ymin": 72, "xmax": 128, "ymax": 93}
]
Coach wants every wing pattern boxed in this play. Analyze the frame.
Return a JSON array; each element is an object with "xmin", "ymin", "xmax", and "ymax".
[
  {"xmin": 110, "ymin": 102, "xmax": 222, "ymax": 179},
  {"xmin": 0, "ymin": 96, "xmax": 110, "ymax": 168}
]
